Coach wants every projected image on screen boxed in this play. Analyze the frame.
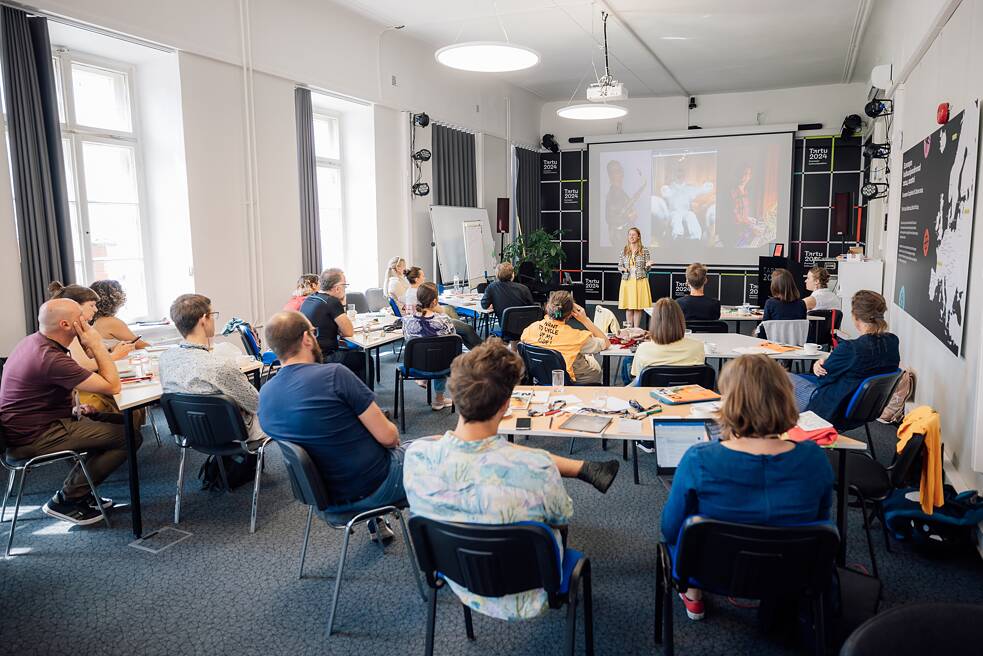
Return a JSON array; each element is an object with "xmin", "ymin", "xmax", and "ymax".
[{"xmin": 590, "ymin": 132, "xmax": 792, "ymax": 267}]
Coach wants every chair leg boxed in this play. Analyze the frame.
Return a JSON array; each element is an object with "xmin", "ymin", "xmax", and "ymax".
[
  {"xmin": 864, "ymin": 423, "xmax": 878, "ymax": 462},
  {"xmin": 812, "ymin": 596, "xmax": 826, "ymax": 656},
  {"xmin": 76, "ymin": 457, "xmax": 111, "ymax": 529},
  {"xmin": 326, "ymin": 519, "xmax": 355, "ymax": 635},
  {"xmin": 298, "ymin": 505, "xmax": 314, "ymax": 579},
  {"xmin": 582, "ymin": 560, "xmax": 594, "ymax": 656},
  {"xmin": 877, "ymin": 502, "xmax": 892, "ymax": 553},
  {"xmin": 393, "ymin": 369, "xmax": 400, "ymax": 419},
  {"xmin": 654, "ymin": 549, "xmax": 664, "ymax": 644},
  {"xmin": 424, "ymin": 586, "xmax": 438, "ymax": 656},
  {"xmin": 147, "ymin": 408, "xmax": 162, "ymax": 447},
  {"xmin": 664, "ymin": 562, "xmax": 675, "ymax": 656},
  {"xmin": 175, "ymin": 447, "xmax": 188, "ymax": 525},
  {"xmin": 565, "ymin": 577, "xmax": 579, "ymax": 656},
  {"xmin": 249, "ymin": 444, "xmax": 265, "ymax": 533},
  {"xmin": 392, "ymin": 509, "xmax": 427, "ymax": 601},
  {"xmin": 215, "ymin": 456, "xmax": 231, "ymax": 493},
  {"xmin": 426, "ymin": 380, "xmax": 432, "ymax": 406},
  {"xmin": 5, "ymin": 468, "xmax": 28, "ymax": 558},
  {"xmin": 400, "ymin": 373, "xmax": 407, "ymax": 433},
  {"xmin": 622, "ymin": 439, "xmax": 628, "ymax": 461},
  {"xmin": 601, "ymin": 438, "xmax": 607, "ymax": 451},
  {"xmin": 568, "ymin": 437, "xmax": 576, "ymax": 455},
  {"xmin": 1, "ymin": 469, "xmax": 16, "ymax": 523},
  {"xmin": 861, "ymin": 502, "xmax": 879, "ymax": 579},
  {"xmin": 462, "ymin": 604, "xmax": 475, "ymax": 641}
]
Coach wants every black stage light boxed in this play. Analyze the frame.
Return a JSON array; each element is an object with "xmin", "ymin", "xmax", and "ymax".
[
  {"xmin": 841, "ymin": 114, "xmax": 863, "ymax": 139},
  {"xmin": 412, "ymin": 148, "xmax": 432, "ymax": 162},
  {"xmin": 412, "ymin": 112, "xmax": 430, "ymax": 128},
  {"xmin": 412, "ymin": 182, "xmax": 430, "ymax": 196},
  {"xmin": 864, "ymin": 99, "xmax": 893, "ymax": 118},
  {"xmin": 864, "ymin": 142, "xmax": 891, "ymax": 159},
  {"xmin": 541, "ymin": 133, "xmax": 559, "ymax": 153},
  {"xmin": 861, "ymin": 182, "xmax": 888, "ymax": 201}
]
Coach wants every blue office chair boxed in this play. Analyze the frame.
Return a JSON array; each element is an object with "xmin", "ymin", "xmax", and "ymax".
[
  {"xmin": 388, "ymin": 297, "xmax": 402, "ymax": 317},
  {"xmin": 276, "ymin": 440, "xmax": 425, "ymax": 635},
  {"xmin": 656, "ymin": 516, "xmax": 839, "ymax": 656},
  {"xmin": 235, "ymin": 323, "xmax": 279, "ymax": 381},
  {"xmin": 393, "ymin": 335, "xmax": 463, "ymax": 432},
  {"xmin": 517, "ymin": 343, "xmax": 584, "ymax": 454},
  {"xmin": 408, "ymin": 517, "xmax": 594, "ymax": 656},
  {"xmin": 838, "ymin": 370, "xmax": 903, "ymax": 461},
  {"xmin": 491, "ymin": 305, "xmax": 543, "ymax": 342}
]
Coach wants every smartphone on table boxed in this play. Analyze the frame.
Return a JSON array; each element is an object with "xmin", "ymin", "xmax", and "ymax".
[{"xmin": 515, "ymin": 417, "xmax": 532, "ymax": 430}]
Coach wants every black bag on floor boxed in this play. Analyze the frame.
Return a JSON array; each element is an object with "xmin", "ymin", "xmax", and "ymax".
[{"xmin": 198, "ymin": 452, "xmax": 258, "ymax": 491}]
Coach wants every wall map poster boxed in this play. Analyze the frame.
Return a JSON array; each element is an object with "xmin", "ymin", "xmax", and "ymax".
[{"xmin": 895, "ymin": 100, "xmax": 980, "ymax": 356}]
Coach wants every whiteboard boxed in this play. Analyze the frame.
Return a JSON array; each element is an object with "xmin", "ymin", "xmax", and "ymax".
[{"xmin": 429, "ymin": 205, "xmax": 497, "ymax": 286}]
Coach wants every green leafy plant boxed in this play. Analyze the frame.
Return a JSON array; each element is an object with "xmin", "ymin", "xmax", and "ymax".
[{"xmin": 501, "ymin": 229, "xmax": 565, "ymax": 282}]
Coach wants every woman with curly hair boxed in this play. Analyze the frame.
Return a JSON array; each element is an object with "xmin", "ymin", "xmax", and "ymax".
[{"xmin": 90, "ymin": 280, "xmax": 150, "ymax": 350}]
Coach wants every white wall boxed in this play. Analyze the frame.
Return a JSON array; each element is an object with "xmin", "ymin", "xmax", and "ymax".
[
  {"xmin": 481, "ymin": 133, "xmax": 509, "ymax": 253},
  {"xmin": 540, "ymin": 83, "xmax": 868, "ymax": 148},
  {"xmin": 858, "ymin": 0, "xmax": 983, "ymax": 487}
]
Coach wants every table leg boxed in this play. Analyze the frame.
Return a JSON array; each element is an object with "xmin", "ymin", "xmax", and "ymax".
[
  {"xmin": 632, "ymin": 440, "xmax": 640, "ymax": 484},
  {"xmin": 364, "ymin": 350, "xmax": 374, "ymax": 391},
  {"xmin": 603, "ymin": 357, "xmax": 611, "ymax": 387},
  {"xmin": 375, "ymin": 347, "xmax": 381, "ymax": 383},
  {"xmin": 124, "ymin": 407, "xmax": 142, "ymax": 539},
  {"xmin": 249, "ymin": 369, "xmax": 260, "ymax": 389},
  {"xmin": 836, "ymin": 450, "xmax": 848, "ymax": 566}
]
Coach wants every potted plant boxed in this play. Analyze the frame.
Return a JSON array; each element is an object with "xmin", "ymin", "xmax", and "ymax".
[{"xmin": 501, "ymin": 228, "xmax": 565, "ymax": 282}]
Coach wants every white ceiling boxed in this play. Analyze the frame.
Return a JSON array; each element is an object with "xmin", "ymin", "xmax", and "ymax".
[{"xmin": 339, "ymin": 0, "xmax": 869, "ymax": 100}]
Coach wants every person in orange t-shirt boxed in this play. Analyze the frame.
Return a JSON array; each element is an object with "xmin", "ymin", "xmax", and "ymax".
[{"xmin": 520, "ymin": 291, "xmax": 610, "ymax": 384}]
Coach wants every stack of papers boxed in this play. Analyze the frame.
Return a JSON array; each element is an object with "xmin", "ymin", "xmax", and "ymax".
[{"xmin": 796, "ymin": 411, "xmax": 833, "ymax": 431}]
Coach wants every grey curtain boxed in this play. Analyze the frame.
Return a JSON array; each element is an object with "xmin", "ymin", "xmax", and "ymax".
[
  {"xmin": 294, "ymin": 87, "xmax": 321, "ymax": 274},
  {"xmin": 1, "ymin": 7, "xmax": 73, "ymax": 333},
  {"xmin": 433, "ymin": 123, "xmax": 476, "ymax": 207},
  {"xmin": 515, "ymin": 146, "xmax": 541, "ymax": 235}
]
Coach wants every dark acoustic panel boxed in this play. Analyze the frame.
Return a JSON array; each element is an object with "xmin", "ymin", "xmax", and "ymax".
[
  {"xmin": 802, "ymin": 174, "xmax": 831, "ymax": 207},
  {"xmin": 541, "ymin": 182, "xmax": 560, "ymax": 211},
  {"xmin": 541, "ymin": 211, "xmax": 560, "ymax": 235},
  {"xmin": 720, "ymin": 274, "xmax": 746, "ymax": 305},
  {"xmin": 561, "ymin": 212, "xmax": 582, "ymax": 240},
  {"xmin": 561, "ymin": 150, "xmax": 582, "ymax": 180}
]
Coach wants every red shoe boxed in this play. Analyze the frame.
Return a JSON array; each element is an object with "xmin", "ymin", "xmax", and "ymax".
[{"xmin": 678, "ymin": 592, "xmax": 705, "ymax": 620}]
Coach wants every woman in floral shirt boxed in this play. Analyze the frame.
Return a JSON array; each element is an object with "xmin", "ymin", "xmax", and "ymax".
[{"xmin": 402, "ymin": 282, "xmax": 456, "ymax": 410}]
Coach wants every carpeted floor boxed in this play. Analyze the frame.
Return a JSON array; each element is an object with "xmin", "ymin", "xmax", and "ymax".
[{"xmin": 2, "ymin": 349, "xmax": 981, "ymax": 656}]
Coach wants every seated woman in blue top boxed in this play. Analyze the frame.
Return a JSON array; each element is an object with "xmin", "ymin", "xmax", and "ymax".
[
  {"xmin": 402, "ymin": 282, "xmax": 457, "ymax": 411},
  {"xmin": 789, "ymin": 290, "xmax": 900, "ymax": 426},
  {"xmin": 759, "ymin": 268, "xmax": 806, "ymax": 339},
  {"xmin": 660, "ymin": 354, "xmax": 834, "ymax": 622}
]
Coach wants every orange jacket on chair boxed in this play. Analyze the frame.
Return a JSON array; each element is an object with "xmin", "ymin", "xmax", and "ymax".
[{"xmin": 897, "ymin": 406, "xmax": 944, "ymax": 514}]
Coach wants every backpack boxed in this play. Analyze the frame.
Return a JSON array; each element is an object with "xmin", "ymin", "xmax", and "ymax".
[
  {"xmin": 878, "ymin": 368, "xmax": 916, "ymax": 424},
  {"xmin": 883, "ymin": 485, "xmax": 983, "ymax": 553},
  {"xmin": 198, "ymin": 452, "xmax": 258, "ymax": 491}
]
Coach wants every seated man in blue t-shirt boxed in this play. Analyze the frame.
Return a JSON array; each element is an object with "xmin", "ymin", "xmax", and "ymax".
[{"xmin": 258, "ymin": 310, "xmax": 403, "ymax": 541}]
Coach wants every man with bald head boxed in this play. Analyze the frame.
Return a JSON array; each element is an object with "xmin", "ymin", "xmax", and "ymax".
[
  {"xmin": 258, "ymin": 311, "xmax": 403, "ymax": 541},
  {"xmin": 0, "ymin": 298, "xmax": 140, "ymax": 525}
]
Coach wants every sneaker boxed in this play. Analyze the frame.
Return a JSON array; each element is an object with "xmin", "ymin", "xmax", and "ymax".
[
  {"xmin": 431, "ymin": 398, "xmax": 453, "ymax": 411},
  {"xmin": 78, "ymin": 492, "xmax": 115, "ymax": 510},
  {"xmin": 42, "ymin": 493, "xmax": 104, "ymax": 526},
  {"xmin": 679, "ymin": 592, "xmax": 705, "ymax": 620},
  {"xmin": 368, "ymin": 519, "xmax": 395, "ymax": 544},
  {"xmin": 636, "ymin": 440, "xmax": 655, "ymax": 453}
]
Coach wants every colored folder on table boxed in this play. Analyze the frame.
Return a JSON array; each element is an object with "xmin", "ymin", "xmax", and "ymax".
[
  {"xmin": 650, "ymin": 385, "xmax": 721, "ymax": 405},
  {"xmin": 759, "ymin": 342, "xmax": 801, "ymax": 353}
]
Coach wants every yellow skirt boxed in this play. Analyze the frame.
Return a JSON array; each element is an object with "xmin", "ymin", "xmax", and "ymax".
[{"xmin": 619, "ymin": 277, "xmax": 652, "ymax": 310}]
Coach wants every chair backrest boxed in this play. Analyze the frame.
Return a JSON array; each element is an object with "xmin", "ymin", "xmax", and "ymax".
[
  {"xmin": 639, "ymin": 364, "xmax": 716, "ymax": 389},
  {"xmin": 388, "ymin": 297, "xmax": 402, "ymax": 317},
  {"xmin": 843, "ymin": 370, "xmax": 903, "ymax": 423},
  {"xmin": 403, "ymin": 335, "xmax": 463, "ymax": 375},
  {"xmin": 758, "ymin": 319, "xmax": 810, "ymax": 346},
  {"xmin": 517, "ymin": 343, "xmax": 570, "ymax": 385},
  {"xmin": 807, "ymin": 309, "xmax": 841, "ymax": 346},
  {"xmin": 0, "ymin": 356, "xmax": 6, "ymax": 383},
  {"xmin": 840, "ymin": 602, "xmax": 983, "ymax": 656},
  {"xmin": 236, "ymin": 323, "xmax": 262, "ymax": 359},
  {"xmin": 685, "ymin": 320, "xmax": 729, "ymax": 333},
  {"xmin": 517, "ymin": 261, "xmax": 537, "ymax": 283},
  {"xmin": 501, "ymin": 305, "xmax": 544, "ymax": 341},
  {"xmin": 159, "ymin": 393, "xmax": 250, "ymax": 447},
  {"xmin": 890, "ymin": 432, "xmax": 927, "ymax": 489},
  {"xmin": 275, "ymin": 440, "xmax": 334, "ymax": 511},
  {"xmin": 346, "ymin": 291, "xmax": 370, "ymax": 314},
  {"xmin": 365, "ymin": 287, "xmax": 387, "ymax": 312},
  {"xmin": 408, "ymin": 516, "xmax": 564, "ymax": 596},
  {"xmin": 673, "ymin": 516, "xmax": 839, "ymax": 600}
]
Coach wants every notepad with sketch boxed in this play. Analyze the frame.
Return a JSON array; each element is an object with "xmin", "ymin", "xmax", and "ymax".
[
  {"xmin": 557, "ymin": 414, "xmax": 612, "ymax": 434},
  {"xmin": 650, "ymin": 385, "xmax": 721, "ymax": 405},
  {"xmin": 653, "ymin": 421, "xmax": 709, "ymax": 472}
]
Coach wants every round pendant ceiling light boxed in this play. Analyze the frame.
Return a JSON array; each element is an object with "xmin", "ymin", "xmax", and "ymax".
[
  {"xmin": 435, "ymin": 41, "xmax": 540, "ymax": 72},
  {"xmin": 556, "ymin": 103, "xmax": 629, "ymax": 120}
]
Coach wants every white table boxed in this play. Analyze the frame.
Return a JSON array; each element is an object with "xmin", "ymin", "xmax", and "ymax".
[
  {"xmin": 348, "ymin": 312, "xmax": 404, "ymax": 387},
  {"xmin": 114, "ymin": 358, "xmax": 263, "ymax": 539},
  {"xmin": 439, "ymin": 292, "xmax": 493, "ymax": 336},
  {"xmin": 127, "ymin": 321, "xmax": 181, "ymax": 345}
]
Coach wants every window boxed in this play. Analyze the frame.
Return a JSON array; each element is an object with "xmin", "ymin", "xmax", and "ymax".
[
  {"xmin": 313, "ymin": 112, "xmax": 344, "ymax": 269},
  {"xmin": 54, "ymin": 51, "xmax": 150, "ymax": 320}
]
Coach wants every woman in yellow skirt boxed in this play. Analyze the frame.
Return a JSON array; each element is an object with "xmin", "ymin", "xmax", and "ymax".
[{"xmin": 618, "ymin": 227, "xmax": 654, "ymax": 328}]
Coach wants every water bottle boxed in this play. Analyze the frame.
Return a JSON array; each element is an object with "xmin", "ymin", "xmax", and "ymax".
[{"xmin": 453, "ymin": 274, "xmax": 461, "ymax": 294}]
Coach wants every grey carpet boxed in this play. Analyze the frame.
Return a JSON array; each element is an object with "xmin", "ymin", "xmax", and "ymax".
[{"xmin": 2, "ymin": 349, "xmax": 982, "ymax": 655}]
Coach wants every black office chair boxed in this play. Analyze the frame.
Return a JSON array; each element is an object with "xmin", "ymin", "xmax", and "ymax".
[
  {"xmin": 832, "ymin": 433, "xmax": 926, "ymax": 579},
  {"xmin": 685, "ymin": 320, "xmax": 729, "ymax": 333},
  {"xmin": 345, "ymin": 291, "xmax": 370, "ymax": 314},
  {"xmin": 656, "ymin": 516, "xmax": 839, "ymax": 656},
  {"xmin": 393, "ymin": 335, "xmax": 463, "ymax": 432},
  {"xmin": 638, "ymin": 364, "xmax": 717, "ymax": 389},
  {"xmin": 493, "ymin": 305, "xmax": 544, "ymax": 342},
  {"xmin": 836, "ymin": 370, "xmax": 903, "ymax": 461},
  {"xmin": 160, "ymin": 393, "xmax": 271, "ymax": 533},
  {"xmin": 0, "ymin": 421, "xmax": 110, "ymax": 558},
  {"xmin": 808, "ymin": 309, "xmax": 842, "ymax": 348},
  {"xmin": 839, "ymin": 602, "xmax": 983, "ymax": 656},
  {"xmin": 276, "ymin": 440, "xmax": 425, "ymax": 635},
  {"xmin": 408, "ymin": 517, "xmax": 594, "ymax": 656}
]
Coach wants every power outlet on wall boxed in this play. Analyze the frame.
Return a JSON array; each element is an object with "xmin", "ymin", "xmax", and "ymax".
[{"xmin": 391, "ymin": 75, "xmax": 397, "ymax": 87}]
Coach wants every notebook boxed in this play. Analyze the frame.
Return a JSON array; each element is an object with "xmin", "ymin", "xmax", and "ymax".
[
  {"xmin": 557, "ymin": 414, "xmax": 612, "ymax": 434},
  {"xmin": 650, "ymin": 385, "xmax": 721, "ymax": 405}
]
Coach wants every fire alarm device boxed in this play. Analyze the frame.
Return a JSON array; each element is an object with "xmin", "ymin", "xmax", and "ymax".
[{"xmin": 937, "ymin": 102, "xmax": 950, "ymax": 125}]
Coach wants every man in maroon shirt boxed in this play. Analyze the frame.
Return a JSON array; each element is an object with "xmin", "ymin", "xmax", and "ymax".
[{"xmin": 0, "ymin": 299, "xmax": 141, "ymax": 525}]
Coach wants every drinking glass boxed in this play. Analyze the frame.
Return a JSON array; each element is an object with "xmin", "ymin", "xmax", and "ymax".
[{"xmin": 551, "ymin": 369, "xmax": 565, "ymax": 393}]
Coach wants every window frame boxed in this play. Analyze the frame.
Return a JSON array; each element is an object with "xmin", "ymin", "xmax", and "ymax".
[
  {"xmin": 312, "ymin": 110, "xmax": 346, "ymax": 269},
  {"xmin": 52, "ymin": 47, "xmax": 155, "ymax": 320}
]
